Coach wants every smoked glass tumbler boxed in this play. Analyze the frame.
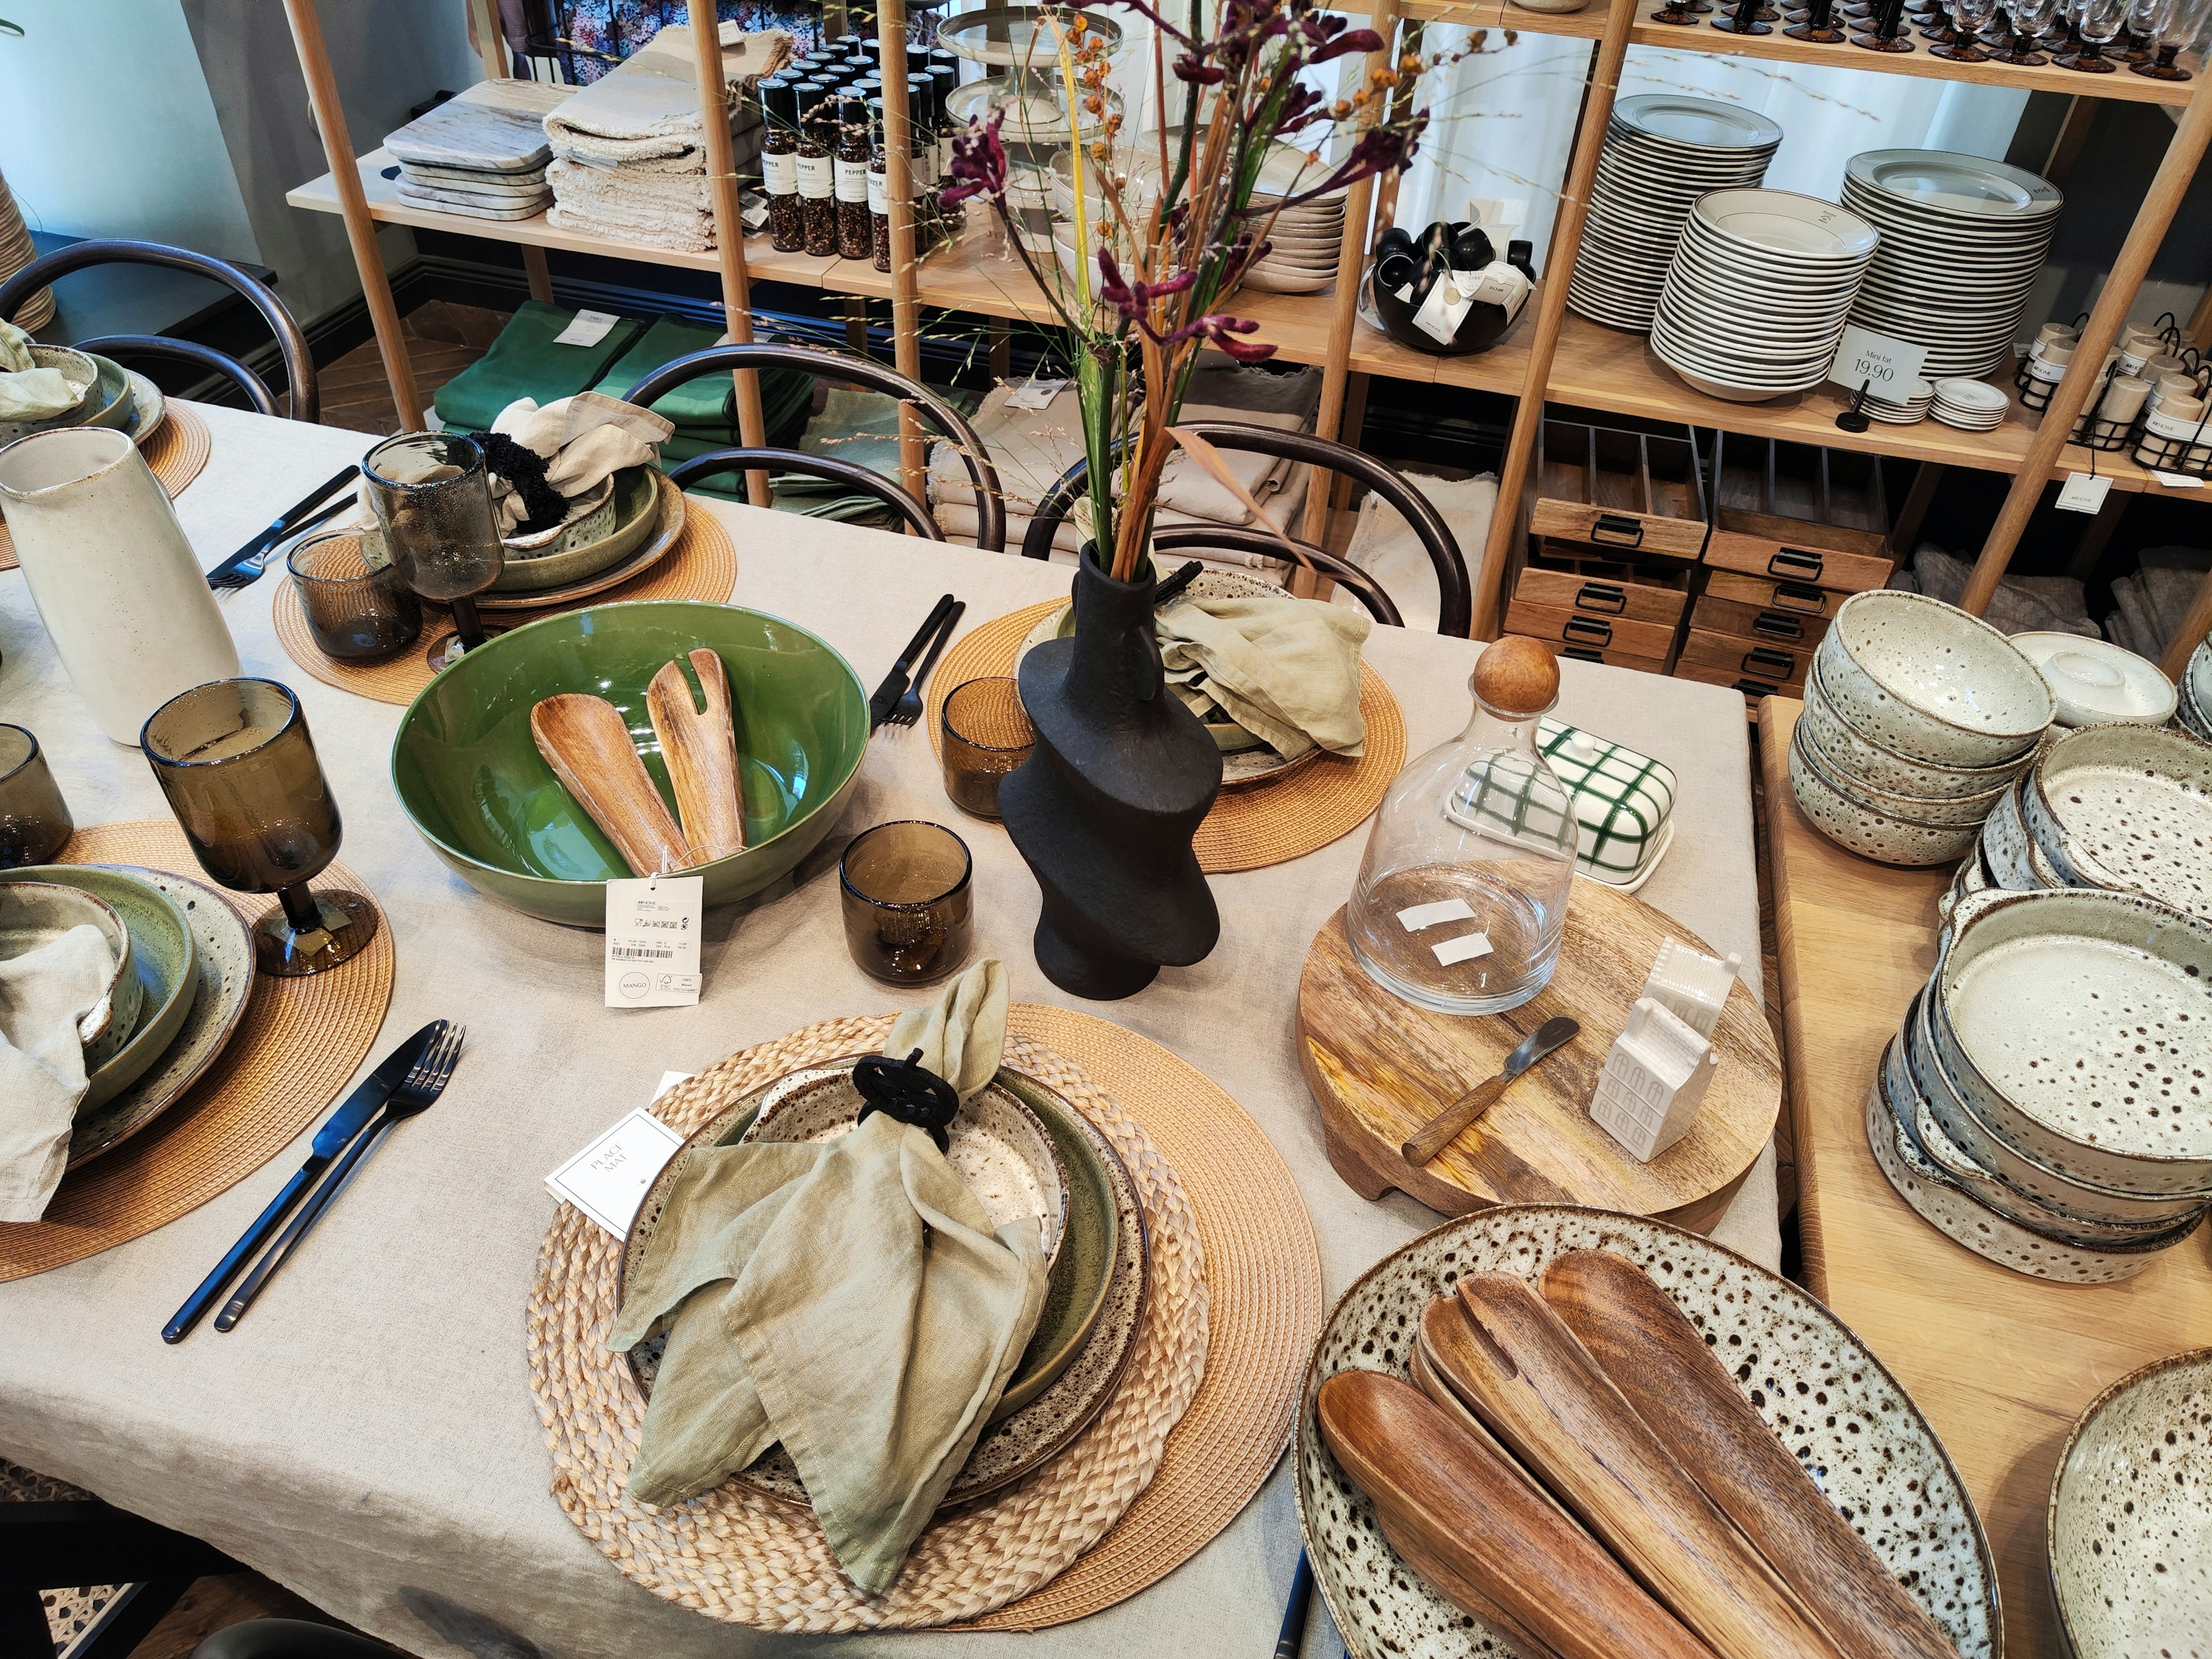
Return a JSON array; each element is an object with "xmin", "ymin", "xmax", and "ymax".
[{"xmin": 0, "ymin": 724, "xmax": 73, "ymax": 869}]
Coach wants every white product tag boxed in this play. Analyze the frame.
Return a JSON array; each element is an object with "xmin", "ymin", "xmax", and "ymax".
[
  {"xmin": 835, "ymin": 157, "xmax": 869, "ymax": 203},
  {"xmin": 796, "ymin": 153, "xmax": 834, "ymax": 199},
  {"xmin": 605, "ymin": 876, "xmax": 704, "ymax": 1007},
  {"xmin": 1392, "ymin": 282, "xmax": 1415, "ymax": 304},
  {"xmin": 1828, "ymin": 324, "xmax": 1927, "ymax": 396},
  {"xmin": 2120, "ymin": 349, "xmax": 2149, "ymax": 376},
  {"xmin": 1432, "ymin": 931, "xmax": 1494, "ymax": 967},
  {"xmin": 2056, "ymin": 472, "xmax": 2112, "ymax": 513},
  {"xmin": 1397, "ymin": 898, "xmax": 1477, "ymax": 931},
  {"xmin": 867, "ymin": 168, "xmax": 888, "ymax": 215},
  {"xmin": 762, "ymin": 150, "xmax": 798, "ymax": 195},
  {"xmin": 1003, "ymin": 375, "xmax": 1069, "ymax": 411},
  {"xmin": 1463, "ymin": 260, "xmax": 1531, "ymax": 325},
  {"xmin": 741, "ymin": 195, "xmax": 770, "ymax": 232},
  {"xmin": 2152, "ymin": 470, "xmax": 2206, "ymax": 488},
  {"xmin": 1411, "ymin": 275, "xmax": 1471, "ymax": 346},
  {"xmin": 2146, "ymin": 407, "xmax": 2212, "ymax": 441},
  {"xmin": 553, "ymin": 308, "xmax": 622, "ymax": 347},
  {"xmin": 2029, "ymin": 355, "xmax": 2069, "ymax": 384},
  {"xmin": 545, "ymin": 1104, "xmax": 687, "ymax": 1237}
]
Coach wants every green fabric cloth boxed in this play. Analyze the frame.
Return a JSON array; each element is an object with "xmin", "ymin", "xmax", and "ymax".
[
  {"xmin": 1157, "ymin": 591, "xmax": 1373, "ymax": 760},
  {"xmin": 431, "ymin": 301, "xmax": 645, "ymax": 435},
  {"xmin": 592, "ymin": 315, "xmax": 813, "ymax": 445},
  {"xmin": 605, "ymin": 961, "xmax": 1046, "ymax": 1596}
]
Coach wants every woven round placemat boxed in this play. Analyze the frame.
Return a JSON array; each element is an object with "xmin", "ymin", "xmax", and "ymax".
[
  {"xmin": 0, "ymin": 820, "xmax": 393, "ymax": 1281},
  {"xmin": 528, "ymin": 1002, "xmax": 1320, "ymax": 1632},
  {"xmin": 926, "ymin": 600, "xmax": 1407, "ymax": 873},
  {"xmin": 0, "ymin": 403, "xmax": 212, "ymax": 571},
  {"xmin": 270, "ymin": 505, "xmax": 738, "ymax": 707}
]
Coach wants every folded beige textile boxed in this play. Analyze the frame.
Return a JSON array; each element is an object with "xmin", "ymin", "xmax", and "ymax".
[
  {"xmin": 0, "ymin": 317, "xmax": 34, "ymax": 372},
  {"xmin": 544, "ymin": 24, "xmax": 786, "ymax": 171},
  {"xmin": 0, "ymin": 925, "xmax": 113, "ymax": 1223},
  {"xmin": 605, "ymin": 960, "xmax": 1047, "ymax": 1597},
  {"xmin": 546, "ymin": 139, "xmax": 762, "ymax": 252},
  {"xmin": 1157, "ymin": 591, "xmax": 1371, "ymax": 759},
  {"xmin": 487, "ymin": 392, "xmax": 673, "ymax": 533},
  {"xmin": 0, "ymin": 365, "xmax": 75, "ymax": 422},
  {"xmin": 1339, "ymin": 470, "xmax": 1495, "ymax": 634},
  {"xmin": 1902, "ymin": 543, "xmax": 2099, "ymax": 640}
]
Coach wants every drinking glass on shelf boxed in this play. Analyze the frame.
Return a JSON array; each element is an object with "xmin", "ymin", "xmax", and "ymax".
[
  {"xmin": 362, "ymin": 432, "xmax": 505, "ymax": 673},
  {"xmin": 142, "ymin": 679, "xmax": 378, "ymax": 978},
  {"xmin": 2063, "ymin": 0, "xmax": 2130, "ymax": 66},
  {"xmin": 287, "ymin": 529, "xmax": 422, "ymax": 661},
  {"xmin": 2123, "ymin": 0, "xmax": 2175, "ymax": 55},
  {"xmin": 0, "ymin": 725, "xmax": 73, "ymax": 869},
  {"xmin": 1934, "ymin": 0, "xmax": 2000, "ymax": 56},
  {"xmin": 1997, "ymin": 0, "xmax": 2063, "ymax": 59},
  {"xmin": 2136, "ymin": 0, "xmax": 2211, "ymax": 73}
]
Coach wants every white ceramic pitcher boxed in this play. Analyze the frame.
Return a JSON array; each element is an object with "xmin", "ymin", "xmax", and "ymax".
[{"xmin": 0, "ymin": 426, "xmax": 237, "ymax": 745}]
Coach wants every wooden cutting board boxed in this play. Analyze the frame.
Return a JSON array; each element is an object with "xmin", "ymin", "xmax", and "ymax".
[{"xmin": 1297, "ymin": 887, "xmax": 1779, "ymax": 1229}]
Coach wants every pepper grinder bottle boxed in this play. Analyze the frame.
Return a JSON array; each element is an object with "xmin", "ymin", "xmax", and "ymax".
[
  {"xmin": 795, "ymin": 81, "xmax": 839, "ymax": 256},
  {"xmin": 760, "ymin": 76, "xmax": 804, "ymax": 254},
  {"xmin": 927, "ymin": 62, "xmax": 963, "ymax": 238},
  {"xmin": 868, "ymin": 96, "xmax": 893, "ymax": 272},
  {"xmin": 835, "ymin": 91, "xmax": 873, "ymax": 258},
  {"xmin": 1344, "ymin": 638, "xmax": 1577, "ymax": 1015},
  {"xmin": 907, "ymin": 71, "xmax": 940, "ymax": 252}
]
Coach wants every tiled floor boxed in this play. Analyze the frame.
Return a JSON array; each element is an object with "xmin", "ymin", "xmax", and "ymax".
[{"xmin": 316, "ymin": 300, "xmax": 506, "ymax": 436}]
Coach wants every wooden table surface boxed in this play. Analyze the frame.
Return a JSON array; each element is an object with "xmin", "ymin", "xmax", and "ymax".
[{"xmin": 1757, "ymin": 699, "xmax": 2212, "ymax": 1658}]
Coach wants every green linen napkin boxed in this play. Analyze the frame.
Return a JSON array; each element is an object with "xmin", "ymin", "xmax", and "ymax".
[
  {"xmin": 589, "ymin": 315, "xmax": 733, "ymax": 429},
  {"xmin": 430, "ymin": 301, "xmax": 645, "ymax": 435},
  {"xmin": 0, "ymin": 924, "xmax": 115, "ymax": 1222},
  {"xmin": 607, "ymin": 959, "xmax": 1046, "ymax": 1597},
  {"xmin": 1156, "ymin": 590, "xmax": 1373, "ymax": 760}
]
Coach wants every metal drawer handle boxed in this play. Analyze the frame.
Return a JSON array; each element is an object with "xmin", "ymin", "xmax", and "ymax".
[
  {"xmin": 1574, "ymin": 581, "xmax": 1627, "ymax": 616},
  {"xmin": 1768, "ymin": 548, "xmax": 1825, "ymax": 581},
  {"xmin": 1563, "ymin": 616, "xmax": 1615, "ymax": 647},
  {"xmin": 1563, "ymin": 647, "xmax": 1605, "ymax": 664},
  {"xmin": 1743, "ymin": 646, "xmax": 1796, "ymax": 677},
  {"xmin": 1590, "ymin": 513, "xmax": 1644, "ymax": 548},
  {"xmin": 1733, "ymin": 676, "xmax": 1783, "ymax": 696},
  {"xmin": 1750, "ymin": 612, "xmax": 1808, "ymax": 642},
  {"xmin": 1772, "ymin": 580, "xmax": 1829, "ymax": 614}
]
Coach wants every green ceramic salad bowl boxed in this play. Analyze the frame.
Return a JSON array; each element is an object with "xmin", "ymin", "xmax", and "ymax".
[{"xmin": 389, "ymin": 600, "xmax": 870, "ymax": 926}]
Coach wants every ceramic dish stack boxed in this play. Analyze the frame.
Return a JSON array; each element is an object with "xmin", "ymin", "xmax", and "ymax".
[
  {"xmin": 1790, "ymin": 590, "xmax": 2053, "ymax": 866},
  {"xmin": 1841, "ymin": 150, "xmax": 2063, "ymax": 381},
  {"xmin": 1243, "ymin": 142, "xmax": 1348, "ymax": 296},
  {"xmin": 2177, "ymin": 636, "xmax": 2212, "ymax": 743},
  {"xmin": 1649, "ymin": 190, "xmax": 1879, "ymax": 404},
  {"xmin": 1867, "ymin": 885, "xmax": 2212, "ymax": 1283},
  {"xmin": 1929, "ymin": 378, "xmax": 2009, "ymax": 432},
  {"xmin": 0, "ymin": 345, "xmax": 169, "ymax": 452},
  {"xmin": 2009, "ymin": 632, "xmax": 2176, "ymax": 730},
  {"xmin": 1566, "ymin": 94, "xmax": 1782, "ymax": 332},
  {"xmin": 1865, "ymin": 378, "xmax": 1934, "ymax": 425}
]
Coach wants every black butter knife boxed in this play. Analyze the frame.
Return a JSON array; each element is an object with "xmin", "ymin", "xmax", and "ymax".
[
  {"xmin": 161, "ymin": 1020, "xmax": 446, "ymax": 1343},
  {"xmin": 203, "ymin": 463, "xmax": 360, "ymax": 588},
  {"xmin": 869, "ymin": 593, "xmax": 957, "ymax": 730}
]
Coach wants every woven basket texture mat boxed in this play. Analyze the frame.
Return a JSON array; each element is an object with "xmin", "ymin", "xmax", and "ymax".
[
  {"xmin": 0, "ymin": 404, "xmax": 213, "ymax": 571},
  {"xmin": 0, "ymin": 821, "xmax": 393, "ymax": 1281},
  {"xmin": 528, "ymin": 1003, "xmax": 1320, "ymax": 1633},
  {"xmin": 271, "ymin": 506, "xmax": 738, "ymax": 707},
  {"xmin": 925, "ymin": 599, "xmax": 1406, "ymax": 873}
]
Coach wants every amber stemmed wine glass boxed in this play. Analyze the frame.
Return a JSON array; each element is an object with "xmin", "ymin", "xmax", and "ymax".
[
  {"xmin": 1996, "ymin": 0, "xmax": 2062, "ymax": 59},
  {"xmin": 363, "ymin": 431, "xmax": 505, "ymax": 673},
  {"xmin": 1933, "ymin": 0, "xmax": 2000, "ymax": 56},
  {"xmin": 2135, "ymin": 0, "xmax": 2208, "ymax": 70},
  {"xmin": 142, "ymin": 679, "xmax": 378, "ymax": 978},
  {"xmin": 2063, "ymin": 0, "xmax": 2130, "ymax": 65}
]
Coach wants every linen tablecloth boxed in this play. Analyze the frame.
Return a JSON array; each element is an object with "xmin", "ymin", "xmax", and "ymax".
[{"xmin": 0, "ymin": 403, "xmax": 1767, "ymax": 1659}]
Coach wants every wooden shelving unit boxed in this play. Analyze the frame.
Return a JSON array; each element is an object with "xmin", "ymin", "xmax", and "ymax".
[{"xmin": 279, "ymin": 0, "xmax": 2212, "ymax": 652}]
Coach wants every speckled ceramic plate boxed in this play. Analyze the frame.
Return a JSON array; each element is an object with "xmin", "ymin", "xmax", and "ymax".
[
  {"xmin": 121, "ymin": 368, "xmax": 168, "ymax": 450},
  {"xmin": 62, "ymin": 866, "xmax": 253, "ymax": 1166},
  {"xmin": 2022, "ymin": 722, "xmax": 2212, "ymax": 921},
  {"xmin": 2049, "ymin": 1347, "xmax": 2212, "ymax": 1658},
  {"xmin": 1296, "ymin": 1205, "xmax": 2001, "ymax": 1659},
  {"xmin": 619, "ymin": 1052, "xmax": 1149, "ymax": 1510},
  {"xmin": 473, "ymin": 471, "xmax": 686, "ymax": 612}
]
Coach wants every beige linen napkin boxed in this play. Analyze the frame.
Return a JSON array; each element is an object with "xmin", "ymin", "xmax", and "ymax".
[
  {"xmin": 607, "ymin": 960, "xmax": 1046, "ymax": 1596},
  {"xmin": 1157, "ymin": 590, "xmax": 1372, "ymax": 760},
  {"xmin": 0, "ymin": 321, "xmax": 77, "ymax": 422},
  {"xmin": 0, "ymin": 925, "xmax": 116, "ymax": 1222},
  {"xmin": 486, "ymin": 392, "xmax": 674, "ymax": 532}
]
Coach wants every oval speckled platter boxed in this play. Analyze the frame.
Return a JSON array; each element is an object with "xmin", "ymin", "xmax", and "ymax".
[
  {"xmin": 1296, "ymin": 1206, "xmax": 2001, "ymax": 1659},
  {"xmin": 2048, "ymin": 1347, "xmax": 2212, "ymax": 1659}
]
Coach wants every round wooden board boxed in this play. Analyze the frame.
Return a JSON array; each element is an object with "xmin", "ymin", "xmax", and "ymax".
[{"xmin": 1296, "ymin": 886, "xmax": 1779, "ymax": 1230}]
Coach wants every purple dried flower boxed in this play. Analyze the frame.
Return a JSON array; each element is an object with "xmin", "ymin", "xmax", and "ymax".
[
  {"xmin": 938, "ymin": 109, "xmax": 1007, "ymax": 207},
  {"xmin": 1163, "ymin": 313, "xmax": 1275, "ymax": 363}
]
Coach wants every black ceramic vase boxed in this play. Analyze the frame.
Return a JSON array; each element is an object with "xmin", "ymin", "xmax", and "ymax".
[{"xmin": 999, "ymin": 548, "xmax": 1222, "ymax": 999}]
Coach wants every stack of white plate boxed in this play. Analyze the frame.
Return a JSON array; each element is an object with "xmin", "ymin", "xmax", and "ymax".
[
  {"xmin": 1566, "ymin": 94, "xmax": 1781, "ymax": 332},
  {"xmin": 1244, "ymin": 141, "xmax": 1346, "ymax": 295},
  {"xmin": 1866, "ymin": 378, "xmax": 1934, "ymax": 424},
  {"xmin": 1930, "ymin": 377, "xmax": 2008, "ymax": 431},
  {"xmin": 1650, "ymin": 190, "xmax": 1878, "ymax": 404},
  {"xmin": 1841, "ymin": 150, "xmax": 2063, "ymax": 381}
]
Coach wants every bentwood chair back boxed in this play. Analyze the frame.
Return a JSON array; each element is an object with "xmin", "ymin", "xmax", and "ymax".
[
  {"xmin": 622, "ymin": 343, "xmax": 1004, "ymax": 551},
  {"xmin": 666, "ymin": 448, "xmax": 944, "ymax": 541},
  {"xmin": 1019, "ymin": 422, "xmax": 1472, "ymax": 636},
  {"xmin": 0, "ymin": 240, "xmax": 319, "ymax": 423}
]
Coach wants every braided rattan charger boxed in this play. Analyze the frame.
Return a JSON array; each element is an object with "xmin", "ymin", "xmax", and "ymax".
[
  {"xmin": 0, "ymin": 403, "xmax": 212, "ymax": 571},
  {"xmin": 926, "ymin": 600, "xmax": 1406, "ymax": 873},
  {"xmin": 0, "ymin": 821, "xmax": 394, "ymax": 1281},
  {"xmin": 528, "ymin": 1003, "xmax": 1320, "ymax": 1632},
  {"xmin": 271, "ymin": 505, "xmax": 738, "ymax": 707}
]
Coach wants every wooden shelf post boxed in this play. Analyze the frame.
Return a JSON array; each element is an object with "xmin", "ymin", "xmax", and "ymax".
[
  {"xmin": 1962, "ymin": 69, "xmax": 2212, "ymax": 618},
  {"xmin": 1471, "ymin": 0, "xmax": 1638, "ymax": 640},
  {"xmin": 281, "ymin": 0, "xmax": 422, "ymax": 428},
  {"xmin": 878, "ymin": 0, "xmax": 929, "ymax": 505},
  {"xmin": 685, "ymin": 0, "xmax": 773, "ymax": 507}
]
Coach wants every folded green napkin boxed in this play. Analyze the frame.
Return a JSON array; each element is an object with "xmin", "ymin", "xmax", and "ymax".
[
  {"xmin": 1157, "ymin": 590, "xmax": 1373, "ymax": 760},
  {"xmin": 0, "ymin": 923, "xmax": 115, "ymax": 1222},
  {"xmin": 607, "ymin": 960, "xmax": 1045, "ymax": 1596},
  {"xmin": 589, "ymin": 315, "xmax": 733, "ymax": 429},
  {"xmin": 430, "ymin": 301, "xmax": 645, "ymax": 435}
]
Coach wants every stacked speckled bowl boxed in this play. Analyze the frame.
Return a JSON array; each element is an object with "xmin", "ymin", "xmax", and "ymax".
[{"xmin": 1790, "ymin": 591, "xmax": 2052, "ymax": 866}]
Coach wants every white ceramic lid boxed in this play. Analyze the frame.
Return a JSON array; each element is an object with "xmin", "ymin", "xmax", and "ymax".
[{"xmin": 2010, "ymin": 632, "xmax": 2178, "ymax": 727}]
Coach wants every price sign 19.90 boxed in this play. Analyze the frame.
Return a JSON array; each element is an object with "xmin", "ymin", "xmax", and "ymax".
[{"xmin": 1829, "ymin": 325, "xmax": 1930, "ymax": 397}]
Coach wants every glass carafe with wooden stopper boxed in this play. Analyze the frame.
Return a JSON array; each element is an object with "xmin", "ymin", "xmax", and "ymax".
[{"xmin": 1345, "ymin": 637, "xmax": 1577, "ymax": 1014}]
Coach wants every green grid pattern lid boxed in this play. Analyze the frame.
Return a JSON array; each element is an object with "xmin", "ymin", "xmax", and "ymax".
[{"xmin": 1446, "ymin": 717, "xmax": 1677, "ymax": 884}]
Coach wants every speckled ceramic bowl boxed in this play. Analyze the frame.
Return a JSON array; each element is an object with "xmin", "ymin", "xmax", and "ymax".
[
  {"xmin": 1868, "ymin": 1047, "xmax": 2193, "ymax": 1284},
  {"xmin": 2021, "ymin": 721, "xmax": 2212, "ymax": 921},
  {"xmin": 1790, "ymin": 721, "xmax": 1981, "ymax": 865},
  {"xmin": 1930, "ymin": 887, "xmax": 2212, "ymax": 1197},
  {"xmin": 1796, "ymin": 707, "xmax": 2014, "ymax": 826},
  {"xmin": 0, "ymin": 880, "xmax": 138, "ymax": 1069},
  {"xmin": 2011, "ymin": 632, "xmax": 2177, "ymax": 730},
  {"xmin": 2048, "ymin": 1348, "xmax": 2212, "ymax": 1659},
  {"xmin": 1296, "ymin": 1205, "xmax": 2002, "ymax": 1659},
  {"xmin": 1817, "ymin": 590, "xmax": 2053, "ymax": 768},
  {"xmin": 1805, "ymin": 654, "xmax": 2035, "ymax": 802},
  {"xmin": 1979, "ymin": 778, "xmax": 2050, "ymax": 892}
]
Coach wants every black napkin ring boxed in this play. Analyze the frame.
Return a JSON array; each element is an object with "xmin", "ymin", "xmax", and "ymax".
[{"xmin": 853, "ymin": 1048, "xmax": 960, "ymax": 1153}]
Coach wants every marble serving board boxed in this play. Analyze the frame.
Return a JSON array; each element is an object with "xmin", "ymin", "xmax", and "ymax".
[{"xmin": 385, "ymin": 79, "xmax": 572, "ymax": 173}]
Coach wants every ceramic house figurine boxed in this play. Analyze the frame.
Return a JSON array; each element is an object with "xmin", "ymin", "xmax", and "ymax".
[
  {"xmin": 1590, "ymin": 997, "xmax": 1718, "ymax": 1162},
  {"xmin": 1638, "ymin": 937, "xmax": 1740, "ymax": 1040}
]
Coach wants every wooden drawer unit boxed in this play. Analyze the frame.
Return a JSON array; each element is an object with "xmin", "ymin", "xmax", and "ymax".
[
  {"xmin": 1504, "ymin": 599, "xmax": 1679, "ymax": 662},
  {"xmin": 1517, "ymin": 542, "xmax": 1694, "ymax": 624},
  {"xmin": 1674, "ymin": 658, "xmax": 1805, "ymax": 711},
  {"xmin": 1691, "ymin": 594, "xmax": 1834, "ymax": 649},
  {"xmin": 1531, "ymin": 419, "xmax": 1709, "ymax": 560},
  {"xmin": 1706, "ymin": 433, "xmax": 1893, "ymax": 593},
  {"xmin": 1704, "ymin": 567, "xmax": 1844, "ymax": 618},
  {"xmin": 1679, "ymin": 627, "xmax": 1816, "ymax": 686},
  {"xmin": 1506, "ymin": 632, "xmax": 1671, "ymax": 676}
]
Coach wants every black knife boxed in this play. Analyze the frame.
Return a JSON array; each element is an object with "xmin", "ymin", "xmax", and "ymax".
[
  {"xmin": 203, "ymin": 463, "xmax": 361, "ymax": 587},
  {"xmin": 161, "ymin": 1019, "xmax": 445, "ymax": 1343},
  {"xmin": 869, "ymin": 593, "xmax": 957, "ymax": 729}
]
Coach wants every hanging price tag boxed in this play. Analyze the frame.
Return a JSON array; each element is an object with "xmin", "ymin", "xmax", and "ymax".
[
  {"xmin": 605, "ymin": 876, "xmax": 704, "ymax": 1007},
  {"xmin": 552, "ymin": 309, "xmax": 621, "ymax": 347},
  {"xmin": 2056, "ymin": 472, "xmax": 2113, "ymax": 513},
  {"xmin": 1828, "ymin": 325, "xmax": 1929, "ymax": 396}
]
